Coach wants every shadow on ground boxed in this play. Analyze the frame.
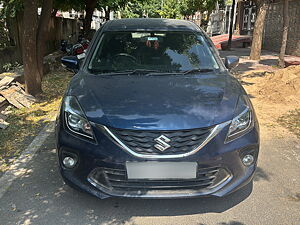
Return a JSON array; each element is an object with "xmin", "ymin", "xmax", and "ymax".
[
  {"xmin": 254, "ymin": 167, "xmax": 270, "ymax": 182},
  {"xmin": 219, "ymin": 48, "xmax": 280, "ymax": 75},
  {"xmin": 0, "ymin": 133, "xmax": 255, "ymax": 225},
  {"xmin": 259, "ymin": 59, "xmax": 278, "ymax": 66}
]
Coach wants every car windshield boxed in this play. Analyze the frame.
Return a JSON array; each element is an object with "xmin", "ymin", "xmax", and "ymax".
[{"xmin": 88, "ymin": 31, "xmax": 220, "ymax": 74}]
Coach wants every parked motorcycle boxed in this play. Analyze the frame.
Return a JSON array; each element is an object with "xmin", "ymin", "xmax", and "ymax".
[
  {"xmin": 77, "ymin": 35, "xmax": 90, "ymax": 51},
  {"xmin": 60, "ymin": 34, "xmax": 89, "ymax": 56},
  {"xmin": 60, "ymin": 34, "xmax": 89, "ymax": 73}
]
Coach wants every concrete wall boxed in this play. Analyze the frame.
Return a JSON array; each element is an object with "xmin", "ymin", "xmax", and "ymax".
[
  {"xmin": 45, "ymin": 17, "xmax": 80, "ymax": 55},
  {"xmin": 263, "ymin": 0, "xmax": 300, "ymax": 56},
  {"xmin": 0, "ymin": 17, "xmax": 80, "ymax": 73}
]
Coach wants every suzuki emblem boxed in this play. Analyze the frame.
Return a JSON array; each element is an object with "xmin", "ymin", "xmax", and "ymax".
[{"xmin": 154, "ymin": 135, "xmax": 171, "ymax": 152}]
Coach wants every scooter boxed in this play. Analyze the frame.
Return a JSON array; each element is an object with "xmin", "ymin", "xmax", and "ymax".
[{"xmin": 60, "ymin": 34, "xmax": 89, "ymax": 56}]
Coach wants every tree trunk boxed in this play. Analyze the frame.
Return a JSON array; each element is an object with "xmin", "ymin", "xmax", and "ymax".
[
  {"xmin": 37, "ymin": 0, "xmax": 54, "ymax": 78},
  {"xmin": 14, "ymin": 10, "xmax": 24, "ymax": 57},
  {"xmin": 22, "ymin": 0, "xmax": 42, "ymax": 96},
  {"xmin": 250, "ymin": 0, "xmax": 269, "ymax": 60},
  {"xmin": 105, "ymin": 9, "xmax": 111, "ymax": 21},
  {"xmin": 83, "ymin": 0, "xmax": 97, "ymax": 36},
  {"xmin": 227, "ymin": 0, "xmax": 236, "ymax": 50},
  {"xmin": 52, "ymin": 8, "xmax": 58, "ymax": 17},
  {"xmin": 278, "ymin": 0, "xmax": 289, "ymax": 68},
  {"xmin": 198, "ymin": 13, "xmax": 202, "ymax": 27}
]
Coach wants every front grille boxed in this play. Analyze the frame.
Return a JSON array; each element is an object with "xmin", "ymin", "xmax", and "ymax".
[
  {"xmin": 109, "ymin": 127, "xmax": 213, "ymax": 155},
  {"xmin": 88, "ymin": 166, "xmax": 230, "ymax": 197}
]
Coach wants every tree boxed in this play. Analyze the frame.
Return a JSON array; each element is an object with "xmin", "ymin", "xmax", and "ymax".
[
  {"xmin": 37, "ymin": 0, "xmax": 54, "ymax": 77},
  {"xmin": 53, "ymin": 0, "xmax": 84, "ymax": 11},
  {"xmin": 21, "ymin": 0, "xmax": 54, "ymax": 96},
  {"xmin": 249, "ymin": 0, "xmax": 270, "ymax": 60},
  {"xmin": 158, "ymin": 0, "xmax": 182, "ymax": 19},
  {"xmin": 278, "ymin": 0, "xmax": 289, "ymax": 68},
  {"xmin": 3, "ymin": 0, "xmax": 101, "ymax": 95},
  {"xmin": 83, "ymin": 0, "xmax": 97, "ymax": 35},
  {"xmin": 120, "ymin": 0, "xmax": 160, "ymax": 18},
  {"xmin": 226, "ymin": 0, "xmax": 235, "ymax": 50},
  {"xmin": 121, "ymin": 0, "xmax": 222, "ymax": 19},
  {"xmin": 97, "ymin": 0, "xmax": 130, "ymax": 20},
  {"xmin": 22, "ymin": 0, "xmax": 42, "ymax": 95}
]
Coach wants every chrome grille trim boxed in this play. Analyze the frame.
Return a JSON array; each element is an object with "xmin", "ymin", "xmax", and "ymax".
[
  {"xmin": 87, "ymin": 166, "xmax": 232, "ymax": 198},
  {"xmin": 102, "ymin": 120, "xmax": 231, "ymax": 159}
]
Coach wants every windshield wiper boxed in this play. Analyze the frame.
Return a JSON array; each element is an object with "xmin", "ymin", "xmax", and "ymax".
[
  {"xmin": 89, "ymin": 69, "xmax": 162, "ymax": 76},
  {"xmin": 125, "ymin": 69, "xmax": 161, "ymax": 75},
  {"xmin": 182, "ymin": 68, "xmax": 215, "ymax": 75}
]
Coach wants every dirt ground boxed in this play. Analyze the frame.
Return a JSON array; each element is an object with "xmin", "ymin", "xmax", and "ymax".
[
  {"xmin": 238, "ymin": 65, "xmax": 300, "ymax": 124},
  {"xmin": 220, "ymin": 48, "xmax": 300, "ymax": 139},
  {"xmin": 237, "ymin": 66, "xmax": 300, "ymax": 140}
]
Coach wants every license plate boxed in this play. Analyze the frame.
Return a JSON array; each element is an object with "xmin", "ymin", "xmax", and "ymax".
[{"xmin": 126, "ymin": 162, "xmax": 197, "ymax": 180}]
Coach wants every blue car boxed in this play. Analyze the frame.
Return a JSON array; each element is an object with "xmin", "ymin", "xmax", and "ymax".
[{"xmin": 57, "ymin": 18, "xmax": 259, "ymax": 199}]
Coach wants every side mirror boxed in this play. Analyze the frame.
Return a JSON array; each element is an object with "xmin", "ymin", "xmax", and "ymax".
[
  {"xmin": 61, "ymin": 56, "xmax": 81, "ymax": 73},
  {"xmin": 224, "ymin": 56, "xmax": 239, "ymax": 70}
]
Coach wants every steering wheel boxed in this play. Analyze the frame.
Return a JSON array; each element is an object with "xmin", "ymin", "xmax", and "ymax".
[{"xmin": 112, "ymin": 53, "xmax": 137, "ymax": 64}]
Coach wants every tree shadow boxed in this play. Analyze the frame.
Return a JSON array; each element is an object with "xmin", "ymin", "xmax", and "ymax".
[
  {"xmin": 242, "ymin": 71, "xmax": 268, "ymax": 78},
  {"xmin": 247, "ymin": 94, "xmax": 256, "ymax": 99},
  {"xmin": 259, "ymin": 59, "xmax": 278, "ymax": 66},
  {"xmin": 234, "ymin": 62, "xmax": 258, "ymax": 74},
  {"xmin": 254, "ymin": 167, "xmax": 270, "ymax": 182},
  {"xmin": 239, "ymin": 80, "xmax": 255, "ymax": 86},
  {"xmin": 218, "ymin": 221, "xmax": 246, "ymax": 225},
  {"xmin": 0, "ymin": 133, "xmax": 254, "ymax": 225},
  {"xmin": 219, "ymin": 48, "xmax": 251, "ymax": 59}
]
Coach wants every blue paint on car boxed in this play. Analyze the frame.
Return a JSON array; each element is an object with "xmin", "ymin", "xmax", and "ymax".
[{"xmin": 56, "ymin": 18, "xmax": 259, "ymax": 199}]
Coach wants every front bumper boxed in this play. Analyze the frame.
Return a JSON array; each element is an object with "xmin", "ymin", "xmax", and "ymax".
[{"xmin": 56, "ymin": 119, "xmax": 259, "ymax": 199}]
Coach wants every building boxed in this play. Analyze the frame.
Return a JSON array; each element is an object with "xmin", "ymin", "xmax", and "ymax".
[
  {"xmin": 58, "ymin": 9, "xmax": 115, "ymax": 30},
  {"xmin": 206, "ymin": 0, "xmax": 257, "ymax": 36}
]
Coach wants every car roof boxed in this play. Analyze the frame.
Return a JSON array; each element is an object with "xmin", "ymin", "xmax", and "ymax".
[{"xmin": 102, "ymin": 18, "xmax": 201, "ymax": 32}]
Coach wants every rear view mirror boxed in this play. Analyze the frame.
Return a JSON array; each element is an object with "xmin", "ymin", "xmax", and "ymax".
[
  {"xmin": 225, "ymin": 56, "xmax": 239, "ymax": 70},
  {"xmin": 61, "ymin": 56, "xmax": 80, "ymax": 73}
]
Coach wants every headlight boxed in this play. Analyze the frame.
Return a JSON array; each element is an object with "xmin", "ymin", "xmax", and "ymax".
[
  {"xmin": 225, "ymin": 95, "xmax": 254, "ymax": 143},
  {"xmin": 63, "ymin": 96, "xmax": 94, "ymax": 139}
]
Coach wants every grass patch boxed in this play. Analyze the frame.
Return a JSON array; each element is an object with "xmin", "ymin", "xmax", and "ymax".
[
  {"xmin": 0, "ymin": 70, "xmax": 72, "ymax": 174},
  {"xmin": 278, "ymin": 109, "xmax": 300, "ymax": 138}
]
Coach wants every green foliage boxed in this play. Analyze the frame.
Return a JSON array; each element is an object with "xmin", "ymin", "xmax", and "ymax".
[
  {"xmin": 53, "ymin": 0, "xmax": 85, "ymax": 11},
  {"xmin": 180, "ymin": 0, "xmax": 225, "ymax": 16},
  {"xmin": 157, "ymin": 0, "xmax": 182, "ymax": 19},
  {"xmin": 97, "ymin": 0, "xmax": 129, "ymax": 12},
  {"xmin": 2, "ymin": 61, "xmax": 21, "ymax": 71},
  {"xmin": 0, "ymin": 17, "xmax": 9, "ymax": 48},
  {"xmin": 2, "ymin": 62, "xmax": 13, "ymax": 71},
  {"xmin": 121, "ymin": 0, "xmax": 160, "ymax": 18},
  {"xmin": 121, "ymin": 0, "xmax": 224, "ymax": 19},
  {"xmin": 121, "ymin": 3, "xmax": 141, "ymax": 18},
  {"xmin": 0, "ymin": 0, "xmax": 23, "ymax": 18}
]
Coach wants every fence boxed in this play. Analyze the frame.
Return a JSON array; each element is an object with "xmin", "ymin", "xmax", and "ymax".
[
  {"xmin": 263, "ymin": 0, "xmax": 300, "ymax": 56},
  {"xmin": 0, "ymin": 16, "xmax": 80, "ymax": 73}
]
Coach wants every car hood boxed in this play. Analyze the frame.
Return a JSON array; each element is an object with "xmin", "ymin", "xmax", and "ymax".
[{"xmin": 67, "ymin": 72, "xmax": 244, "ymax": 130}]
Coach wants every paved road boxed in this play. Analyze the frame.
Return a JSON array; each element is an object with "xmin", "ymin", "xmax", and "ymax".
[{"xmin": 0, "ymin": 125, "xmax": 299, "ymax": 225}]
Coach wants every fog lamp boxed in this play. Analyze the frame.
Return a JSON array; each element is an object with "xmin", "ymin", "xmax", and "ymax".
[
  {"xmin": 63, "ymin": 156, "xmax": 77, "ymax": 168},
  {"xmin": 242, "ymin": 154, "xmax": 254, "ymax": 166}
]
